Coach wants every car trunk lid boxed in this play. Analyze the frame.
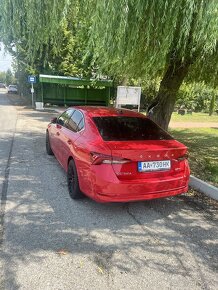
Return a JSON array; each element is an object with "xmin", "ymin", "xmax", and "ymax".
[{"xmin": 105, "ymin": 140, "xmax": 188, "ymax": 189}]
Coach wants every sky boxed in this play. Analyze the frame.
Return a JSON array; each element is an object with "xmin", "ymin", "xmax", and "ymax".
[{"xmin": 0, "ymin": 43, "xmax": 13, "ymax": 72}]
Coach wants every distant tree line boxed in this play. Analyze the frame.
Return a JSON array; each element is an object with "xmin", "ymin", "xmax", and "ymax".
[{"xmin": 0, "ymin": 69, "xmax": 16, "ymax": 86}]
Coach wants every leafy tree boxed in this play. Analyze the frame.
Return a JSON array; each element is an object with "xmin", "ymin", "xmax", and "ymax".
[
  {"xmin": 0, "ymin": 0, "xmax": 92, "ymax": 76},
  {"xmin": 0, "ymin": 71, "xmax": 6, "ymax": 83},
  {"xmin": 84, "ymin": 0, "xmax": 218, "ymax": 129},
  {"xmin": 1, "ymin": 0, "xmax": 217, "ymax": 129},
  {"xmin": 0, "ymin": 0, "xmax": 93, "ymax": 99},
  {"xmin": 5, "ymin": 69, "xmax": 14, "ymax": 85},
  {"xmin": 176, "ymin": 82, "xmax": 218, "ymax": 113},
  {"xmin": 44, "ymin": 10, "xmax": 94, "ymax": 78},
  {"xmin": 0, "ymin": 69, "xmax": 15, "ymax": 85},
  {"xmin": 209, "ymin": 95, "xmax": 216, "ymax": 116}
]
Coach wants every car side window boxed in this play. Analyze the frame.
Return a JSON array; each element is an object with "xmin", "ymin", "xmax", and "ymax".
[
  {"xmin": 68, "ymin": 110, "xmax": 84, "ymax": 132},
  {"xmin": 77, "ymin": 118, "xmax": 84, "ymax": 131},
  {"xmin": 57, "ymin": 109, "xmax": 74, "ymax": 127}
]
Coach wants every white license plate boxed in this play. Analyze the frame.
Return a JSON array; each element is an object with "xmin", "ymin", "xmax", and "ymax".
[{"xmin": 138, "ymin": 160, "xmax": 171, "ymax": 172}]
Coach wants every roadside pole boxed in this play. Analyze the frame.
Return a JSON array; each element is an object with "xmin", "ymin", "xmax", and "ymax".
[
  {"xmin": 31, "ymin": 83, "xmax": 34, "ymax": 108},
  {"xmin": 28, "ymin": 75, "xmax": 36, "ymax": 108}
]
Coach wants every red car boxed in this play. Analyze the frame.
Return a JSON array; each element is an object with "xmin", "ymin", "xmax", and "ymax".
[{"xmin": 46, "ymin": 106, "xmax": 190, "ymax": 202}]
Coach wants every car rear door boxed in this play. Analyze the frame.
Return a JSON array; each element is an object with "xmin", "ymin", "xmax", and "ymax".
[
  {"xmin": 50, "ymin": 110, "xmax": 74, "ymax": 161},
  {"xmin": 58, "ymin": 109, "xmax": 85, "ymax": 170}
]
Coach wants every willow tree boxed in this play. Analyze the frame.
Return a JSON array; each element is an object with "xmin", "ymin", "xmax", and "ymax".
[
  {"xmin": 1, "ymin": 0, "xmax": 217, "ymax": 129},
  {"xmin": 0, "ymin": 0, "xmax": 68, "ymax": 57},
  {"xmin": 0, "ymin": 0, "xmax": 93, "ymax": 79},
  {"xmin": 86, "ymin": 0, "xmax": 218, "ymax": 129}
]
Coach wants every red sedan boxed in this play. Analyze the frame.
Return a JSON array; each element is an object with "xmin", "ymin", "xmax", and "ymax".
[{"xmin": 46, "ymin": 106, "xmax": 190, "ymax": 202}]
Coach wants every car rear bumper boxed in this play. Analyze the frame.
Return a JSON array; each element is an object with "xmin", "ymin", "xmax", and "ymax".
[
  {"xmin": 85, "ymin": 165, "xmax": 190, "ymax": 203},
  {"xmin": 94, "ymin": 186, "xmax": 188, "ymax": 202}
]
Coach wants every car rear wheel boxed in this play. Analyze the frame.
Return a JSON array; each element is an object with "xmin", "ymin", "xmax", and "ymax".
[
  {"xmin": 67, "ymin": 160, "xmax": 84, "ymax": 199},
  {"xmin": 46, "ymin": 131, "xmax": 54, "ymax": 155}
]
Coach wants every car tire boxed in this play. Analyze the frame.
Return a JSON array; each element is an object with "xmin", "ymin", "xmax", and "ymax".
[
  {"xmin": 67, "ymin": 159, "xmax": 84, "ymax": 199},
  {"xmin": 46, "ymin": 130, "xmax": 54, "ymax": 155}
]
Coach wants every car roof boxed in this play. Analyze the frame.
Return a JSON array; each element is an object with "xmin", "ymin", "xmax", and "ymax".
[{"xmin": 71, "ymin": 106, "xmax": 146, "ymax": 118}]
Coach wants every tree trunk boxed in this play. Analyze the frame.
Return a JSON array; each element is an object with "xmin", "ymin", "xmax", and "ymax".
[
  {"xmin": 150, "ymin": 60, "xmax": 191, "ymax": 131},
  {"xmin": 209, "ymin": 94, "xmax": 216, "ymax": 116}
]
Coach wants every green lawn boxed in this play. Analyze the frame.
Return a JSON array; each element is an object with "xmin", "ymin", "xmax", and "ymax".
[
  {"xmin": 171, "ymin": 112, "xmax": 218, "ymax": 123},
  {"xmin": 170, "ymin": 128, "xmax": 218, "ymax": 187}
]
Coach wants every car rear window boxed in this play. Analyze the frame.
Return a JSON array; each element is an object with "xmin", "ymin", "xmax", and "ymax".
[{"xmin": 93, "ymin": 116, "xmax": 173, "ymax": 141}]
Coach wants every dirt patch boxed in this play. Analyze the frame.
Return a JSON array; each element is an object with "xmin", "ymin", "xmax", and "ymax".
[{"xmin": 169, "ymin": 122, "xmax": 218, "ymax": 128}]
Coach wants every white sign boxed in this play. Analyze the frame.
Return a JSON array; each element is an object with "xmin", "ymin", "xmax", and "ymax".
[{"xmin": 116, "ymin": 86, "xmax": 141, "ymax": 111}]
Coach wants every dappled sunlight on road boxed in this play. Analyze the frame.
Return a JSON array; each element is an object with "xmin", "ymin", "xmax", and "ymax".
[{"xmin": 0, "ymin": 98, "xmax": 218, "ymax": 289}]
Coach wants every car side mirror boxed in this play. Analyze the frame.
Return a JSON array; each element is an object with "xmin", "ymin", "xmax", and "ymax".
[{"xmin": 51, "ymin": 117, "xmax": 57, "ymax": 123}]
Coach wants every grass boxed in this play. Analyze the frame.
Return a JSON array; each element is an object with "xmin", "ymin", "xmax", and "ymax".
[
  {"xmin": 170, "ymin": 128, "xmax": 218, "ymax": 187},
  {"xmin": 171, "ymin": 112, "xmax": 218, "ymax": 123}
]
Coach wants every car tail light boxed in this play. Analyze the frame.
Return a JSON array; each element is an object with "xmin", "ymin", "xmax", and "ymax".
[
  {"xmin": 177, "ymin": 153, "xmax": 189, "ymax": 161},
  {"xmin": 90, "ymin": 152, "xmax": 130, "ymax": 165}
]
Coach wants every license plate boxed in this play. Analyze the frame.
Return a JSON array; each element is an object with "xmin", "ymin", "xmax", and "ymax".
[{"xmin": 138, "ymin": 160, "xmax": 171, "ymax": 172}]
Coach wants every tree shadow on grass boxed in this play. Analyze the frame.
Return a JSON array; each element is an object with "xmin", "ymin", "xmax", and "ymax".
[{"xmin": 170, "ymin": 129, "xmax": 218, "ymax": 186}]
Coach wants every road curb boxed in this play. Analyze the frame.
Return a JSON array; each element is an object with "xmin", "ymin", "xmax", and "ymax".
[{"xmin": 189, "ymin": 175, "xmax": 218, "ymax": 201}]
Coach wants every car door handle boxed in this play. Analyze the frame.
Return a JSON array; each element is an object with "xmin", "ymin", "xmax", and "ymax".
[
  {"xmin": 67, "ymin": 139, "xmax": 72, "ymax": 145},
  {"xmin": 56, "ymin": 132, "xmax": 60, "ymax": 136}
]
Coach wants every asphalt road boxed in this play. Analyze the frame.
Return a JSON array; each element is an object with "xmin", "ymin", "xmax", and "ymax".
[{"xmin": 0, "ymin": 91, "xmax": 217, "ymax": 290}]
